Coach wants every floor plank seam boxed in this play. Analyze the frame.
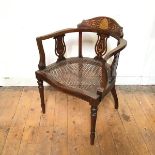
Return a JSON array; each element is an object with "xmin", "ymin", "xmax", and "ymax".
[
  {"xmin": 124, "ymin": 90, "xmax": 152, "ymax": 155},
  {"xmin": 17, "ymin": 88, "xmax": 36, "ymax": 155},
  {"xmin": 116, "ymin": 109, "xmax": 135, "ymax": 155},
  {"xmin": 67, "ymin": 95, "xmax": 69, "ymax": 155},
  {"xmin": 100, "ymin": 100, "xmax": 119, "ymax": 155},
  {"xmin": 18, "ymin": 88, "xmax": 41, "ymax": 153},
  {"xmin": 133, "ymin": 91, "xmax": 155, "ymax": 155},
  {"xmin": 50, "ymin": 91, "xmax": 57, "ymax": 155},
  {"xmin": 1, "ymin": 87, "xmax": 24, "ymax": 155}
]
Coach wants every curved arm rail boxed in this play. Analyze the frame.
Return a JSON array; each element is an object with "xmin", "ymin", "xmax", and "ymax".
[
  {"xmin": 36, "ymin": 28, "xmax": 77, "ymax": 70},
  {"xmin": 36, "ymin": 28, "xmax": 126, "ymax": 70},
  {"xmin": 36, "ymin": 28, "xmax": 77, "ymax": 41},
  {"xmin": 103, "ymin": 38, "xmax": 127, "ymax": 61}
]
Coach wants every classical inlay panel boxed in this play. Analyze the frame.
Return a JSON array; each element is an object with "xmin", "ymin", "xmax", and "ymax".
[
  {"xmin": 95, "ymin": 33, "xmax": 108, "ymax": 60},
  {"xmin": 99, "ymin": 18, "xmax": 109, "ymax": 29},
  {"xmin": 54, "ymin": 35, "xmax": 66, "ymax": 61},
  {"xmin": 78, "ymin": 17, "xmax": 123, "ymax": 37}
]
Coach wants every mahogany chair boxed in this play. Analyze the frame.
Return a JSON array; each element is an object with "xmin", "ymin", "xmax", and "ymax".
[{"xmin": 35, "ymin": 17, "xmax": 127, "ymax": 145}]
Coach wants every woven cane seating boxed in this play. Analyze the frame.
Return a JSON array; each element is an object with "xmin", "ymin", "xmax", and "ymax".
[{"xmin": 35, "ymin": 16, "xmax": 127, "ymax": 145}]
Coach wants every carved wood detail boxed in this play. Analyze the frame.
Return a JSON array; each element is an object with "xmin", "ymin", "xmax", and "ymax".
[
  {"xmin": 90, "ymin": 105, "xmax": 98, "ymax": 145},
  {"xmin": 94, "ymin": 33, "xmax": 108, "ymax": 60},
  {"xmin": 78, "ymin": 17, "xmax": 123, "ymax": 38},
  {"xmin": 110, "ymin": 53, "xmax": 120, "ymax": 81},
  {"xmin": 54, "ymin": 35, "xmax": 66, "ymax": 62},
  {"xmin": 37, "ymin": 79, "xmax": 45, "ymax": 113},
  {"xmin": 35, "ymin": 17, "xmax": 127, "ymax": 145}
]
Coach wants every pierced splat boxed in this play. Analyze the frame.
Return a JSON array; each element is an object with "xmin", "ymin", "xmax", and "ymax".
[
  {"xmin": 54, "ymin": 35, "xmax": 66, "ymax": 62},
  {"xmin": 94, "ymin": 33, "xmax": 109, "ymax": 60}
]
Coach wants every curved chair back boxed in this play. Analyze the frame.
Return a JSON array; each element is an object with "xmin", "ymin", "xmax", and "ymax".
[{"xmin": 78, "ymin": 16, "xmax": 123, "ymax": 38}]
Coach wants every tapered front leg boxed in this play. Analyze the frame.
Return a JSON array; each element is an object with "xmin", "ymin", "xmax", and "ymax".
[
  {"xmin": 37, "ymin": 79, "xmax": 45, "ymax": 113},
  {"xmin": 111, "ymin": 85, "xmax": 118, "ymax": 109},
  {"xmin": 90, "ymin": 105, "xmax": 98, "ymax": 145}
]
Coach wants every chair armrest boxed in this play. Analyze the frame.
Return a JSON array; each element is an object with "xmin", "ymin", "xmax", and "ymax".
[
  {"xmin": 103, "ymin": 38, "xmax": 127, "ymax": 61},
  {"xmin": 36, "ymin": 28, "xmax": 77, "ymax": 41},
  {"xmin": 36, "ymin": 28, "xmax": 77, "ymax": 70},
  {"xmin": 103, "ymin": 38, "xmax": 127, "ymax": 82}
]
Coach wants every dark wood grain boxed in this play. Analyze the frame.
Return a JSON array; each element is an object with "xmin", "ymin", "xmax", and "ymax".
[
  {"xmin": 35, "ymin": 16, "xmax": 127, "ymax": 145},
  {"xmin": 37, "ymin": 79, "xmax": 45, "ymax": 113},
  {"xmin": 78, "ymin": 31, "xmax": 82, "ymax": 58},
  {"xmin": 90, "ymin": 105, "xmax": 98, "ymax": 145}
]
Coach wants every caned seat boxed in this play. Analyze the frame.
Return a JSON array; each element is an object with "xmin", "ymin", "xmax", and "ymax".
[
  {"xmin": 36, "ymin": 57, "xmax": 111, "ymax": 101},
  {"xmin": 35, "ymin": 16, "xmax": 127, "ymax": 145}
]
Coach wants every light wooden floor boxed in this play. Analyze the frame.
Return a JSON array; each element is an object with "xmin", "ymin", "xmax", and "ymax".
[{"xmin": 0, "ymin": 86, "xmax": 155, "ymax": 155}]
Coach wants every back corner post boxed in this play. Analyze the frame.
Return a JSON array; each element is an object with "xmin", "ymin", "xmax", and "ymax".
[{"xmin": 78, "ymin": 31, "xmax": 83, "ymax": 58}]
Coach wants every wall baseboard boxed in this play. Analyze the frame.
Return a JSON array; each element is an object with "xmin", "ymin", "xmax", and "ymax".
[
  {"xmin": 116, "ymin": 76, "xmax": 155, "ymax": 85},
  {"xmin": 0, "ymin": 76, "xmax": 155, "ymax": 86}
]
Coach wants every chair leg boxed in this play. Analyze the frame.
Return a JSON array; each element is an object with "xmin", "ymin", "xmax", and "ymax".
[
  {"xmin": 90, "ymin": 105, "xmax": 98, "ymax": 145},
  {"xmin": 37, "ymin": 79, "xmax": 45, "ymax": 113},
  {"xmin": 111, "ymin": 85, "xmax": 118, "ymax": 109}
]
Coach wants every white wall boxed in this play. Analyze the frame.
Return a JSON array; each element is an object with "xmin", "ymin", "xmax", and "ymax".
[{"xmin": 0, "ymin": 0, "xmax": 155, "ymax": 86}]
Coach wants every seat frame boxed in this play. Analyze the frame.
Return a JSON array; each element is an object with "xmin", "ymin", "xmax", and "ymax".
[{"xmin": 35, "ymin": 17, "xmax": 127, "ymax": 145}]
